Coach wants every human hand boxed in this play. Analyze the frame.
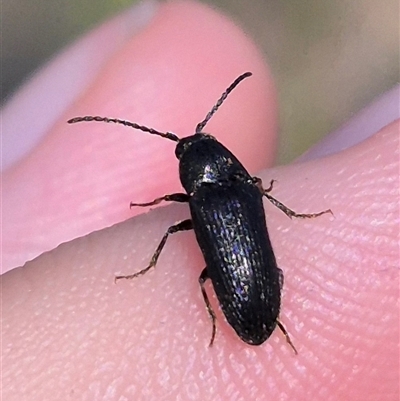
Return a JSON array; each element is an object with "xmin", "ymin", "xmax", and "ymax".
[{"xmin": 3, "ymin": 1, "xmax": 398, "ymax": 400}]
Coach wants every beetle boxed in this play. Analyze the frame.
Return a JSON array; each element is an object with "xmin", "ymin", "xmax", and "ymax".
[{"xmin": 68, "ymin": 72, "xmax": 331, "ymax": 352}]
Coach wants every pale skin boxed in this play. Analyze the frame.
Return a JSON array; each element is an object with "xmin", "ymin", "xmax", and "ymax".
[{"xmin": 3, "ymin": 1, "xmax": 399, "ymax": 400}]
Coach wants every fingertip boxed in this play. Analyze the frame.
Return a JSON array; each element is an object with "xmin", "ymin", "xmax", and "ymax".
[
  {"xmin": 67, "ymin": 0, "xmax": 277, "ymax": 170},
  {"xmin": 4, "ymin": 0, "xmax": 277, "ymax": 270},
  {"xmin": 3, "ymin": 1, "xmax": 160, "ymax": 172}
]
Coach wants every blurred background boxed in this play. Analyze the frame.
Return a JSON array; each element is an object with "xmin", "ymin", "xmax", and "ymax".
[{"xmin": 3, "ymin": 0, "xmax": 399, "ymax": 163}]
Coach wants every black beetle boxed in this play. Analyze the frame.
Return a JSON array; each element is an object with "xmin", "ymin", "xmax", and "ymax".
[{"xmin": 68, "ymin": 72, "xmax": 331, "ymax": 352}]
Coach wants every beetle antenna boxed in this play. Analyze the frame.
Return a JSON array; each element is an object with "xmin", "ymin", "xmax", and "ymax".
[
  {"xmin": 195, "ymin": 72, "xmax": 252, "ymax": 134},
  {"xmin": 67, "ymin": 116, "xmax": 180, "ymax": 142}
]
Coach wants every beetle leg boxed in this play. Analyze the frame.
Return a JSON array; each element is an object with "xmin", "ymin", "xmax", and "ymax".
[
  {"xmin": 276, "ymin": 319, "xmax": 298, "ymax": 355},
  {"xmin": 264, "ymin": 193, "xmax": 332, "ymax": 219},
  {"xmin": 199, "ymin": 268, "xmax": 217, "ymax": 347},
  {"xmin": 252, "ymin": 176, "xmax": 276, "ymax": 192},
  {"xmin": 261, "ymin": 178, "xmax": 277, "ymax": 193},
  {"xmin": 130, "ymin": 193, "xmax": 190, "ymax": 208},
  {"xmin": 115, "ymin": 219, "xmax": 193, "ymax": 282},
  {"xmin": 253, "ymin": 176, "xmax": 332, "ymax": 219}
]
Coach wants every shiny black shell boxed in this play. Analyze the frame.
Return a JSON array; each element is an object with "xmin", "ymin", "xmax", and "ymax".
[
  {"xmin": 68, "ymin": 72, "xmax": 303, "ymax": 348},
  {"xmin": 178, "ymin": 134, "xmax": 282, "ymax": 345}
]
